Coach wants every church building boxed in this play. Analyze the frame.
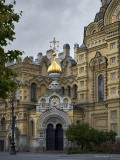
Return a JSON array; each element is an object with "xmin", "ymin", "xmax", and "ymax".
[{"xmin": 0, "ymin": 0, "xmax": 120, "ymax": 152}]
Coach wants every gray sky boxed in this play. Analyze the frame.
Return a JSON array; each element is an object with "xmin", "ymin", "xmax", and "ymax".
[{"xmin": 5, "ymin": 0, "xmax": 101, "ymax": 59}]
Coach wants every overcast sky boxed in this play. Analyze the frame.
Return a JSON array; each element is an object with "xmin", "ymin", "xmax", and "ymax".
[{"xmin": 5, "ymin": 0, "xmax": 101, "ymax": 59}]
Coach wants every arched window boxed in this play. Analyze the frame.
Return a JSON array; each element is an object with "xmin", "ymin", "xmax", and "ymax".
[
  {"xmin": 98, "ymin": 75, "xmax": 104, "ymax": 102},
  {"xmin": 61, "ymin": 87, "xmax": 65, "ymax": 95},
  {"xmin": 14, "ymin": 117, "xmax": 18, "ymax": 128},
  {"xmin": 73, "ymin": 84, "xmax": 77, "ymax": 99},
  {"xmin": 31, "ymin": 83, "xmax": 37, "ymax": 101},
  {"xmin": 15, "ymin": 89, "xmax": 18, "ymax": 100},
  {"xmin": 67, "ymin": 86, "xmax": 71, "ymax": 97},
  {"xmin": 92, "ymin": 30, "xmax": 97, "ymax": 34},
  {"xmin": 31, "ymin": 121, "xmax": 34, "ymax": 137},
  {"xmin": 1, "ymin": 118, "xmax": 6, "ymax": 130},
  {"xmin": 100, "ymin": 60, "xmax": 104, "ymax": 64},
  {"xmin": 94, "ymin": 62, "xmax": 98, "ymax": 66}
]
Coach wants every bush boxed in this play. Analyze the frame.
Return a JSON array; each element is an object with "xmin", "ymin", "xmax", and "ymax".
[
  {"xmin": 68, "ymin": 148, "xmax": 90, "ymax": 154},
  {"xmin": 65, "ymin": 123, "xmax": 117, "ymax": 152}
]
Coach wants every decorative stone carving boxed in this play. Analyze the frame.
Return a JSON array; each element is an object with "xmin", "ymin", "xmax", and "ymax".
[
  {"xmin": 36, "ymin": 92, "xmax": 72, "ymax": 112},
  {"xmin": 90, "ymin": 51, "xmax": 108, "ymax": 71},
  {"xmin": 37, "ymin": 107, "xmax": 71, "ymax": 130},
  {"xmin": 23, "ymin": 56, "xmax": 32, "ymax": 64}
]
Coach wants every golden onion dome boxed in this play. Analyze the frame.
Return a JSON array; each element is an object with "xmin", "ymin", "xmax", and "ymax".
[{"xmin": 48, "ymin": 52, "xmax": 62, "ymax": 74}]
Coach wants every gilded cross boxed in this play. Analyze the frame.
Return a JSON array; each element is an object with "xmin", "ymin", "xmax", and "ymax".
[{"xmin": 50, "ymin": 37, "xmax": 59, "ymax": 52}]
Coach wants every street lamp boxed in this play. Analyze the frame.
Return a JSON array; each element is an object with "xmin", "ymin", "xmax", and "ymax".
[
  {"xmin": 10, "ymin": 91, "xmax": 16, "ymax": 155},
  {"xmin": 9, "ymin": 80, "xmax": 23, "ymax": 154}
]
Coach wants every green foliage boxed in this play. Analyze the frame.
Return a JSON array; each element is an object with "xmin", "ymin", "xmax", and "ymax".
[
  {"xmin": 68, "ymin": 148, "xmax": 89, "ymax": 154},
  {"xmin": 0, "ymin": 0, "xmax": 23, "ymax": 99},
  {"xmin": 65, "ymin": 123, "xmax": 117, "ymax": 151}
]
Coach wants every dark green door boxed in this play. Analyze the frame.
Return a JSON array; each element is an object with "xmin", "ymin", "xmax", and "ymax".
[
  {"xmin": 46, "ymin": 123, "xmax": 63, "ymax": 151},
  {"xmin": 55, "ymin": 124, "xmax": 63, "ymax": 150},
  {"xmin": 46, "ymin": 124, "xmax": 55, "ymax": 150},
  {"xmin": 0, "ymin": 141, "xmax": 4, "ymax": 151}
]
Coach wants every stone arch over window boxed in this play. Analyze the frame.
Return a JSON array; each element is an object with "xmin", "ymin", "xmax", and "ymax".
[
  {"xmin": 61, "ymin": 87, "xmax": 65, "ymax": 95},
  {"xmin": 31, "ymin": 83, "xmax": 37, "ymax": 101},
  {"xmin": 37, "ymin": 107, "xmax": 72, "ymax": 130},
  {"xmin": 86, "ymin": 19, "xmax": 103, "ymax": 36},
  {"xmin": 90, "ymin": 51, "xmax": 108, "ymax": 70},
  {"xmin": 99, "ymin": 60, "xmax": 104, "ymax": 64},
  {"xmin": 92, "ymin": 30, "xmax": 97, "ymax": 34},
  {"xmin": 73, "ymin": 84, "xmax": 77, "ymax": 99},
  {"xmin": 67, "ymin": 86, "xmax": 71, "ymax": 97},
  {"xmin": 1, "ymin": 118, "xmax": 6, "ymax": 130},
  {"xmin": 90, "ymin": 51, "xmax": 107, "ymax": 102},
  {"xmin": 98, "ymin": 74, "xmax": 104, "ymax": 102}
]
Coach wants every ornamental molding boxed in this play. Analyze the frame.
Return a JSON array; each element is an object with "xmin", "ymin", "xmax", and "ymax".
[
  {"xmin": 91, "ymin": 112, "xmax": 108, "ymax": 116},
  {"xmin": 104, "ymin": 0, "xmax": 120, "ymax": 25},
  {"xmin": 89, "ymin": 51, "xmax": 108, "ymax": 71},
  {"xmin": 37, "ymin": 108, "xmax": 72, "ymax": 130},
  {"xmin": 86, "ymin": 19, "xmax": 104, "ymax": 36}
]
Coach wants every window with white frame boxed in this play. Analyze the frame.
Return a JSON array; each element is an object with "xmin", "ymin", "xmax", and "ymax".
[
  {"xmin": 95, "ymin": 42, "xmax": 97, "ymax": 45},
  {"xmin": 81, "ymin": 55, "xmax": 84, "ymax": 61},
  {"xmin": 111, "ymin": 88, "xmax": 116, "ymax": 94},
  {"xmin": 111, "ymin": 111, "xmax": 117, "ymax": 119},
  {"xmin": 98, "ymin": 75, "xmax": 104, "ymax": 102},
  {"xmin": 111, "ymin": 57, "xmax": 116, "ymax": 64},
  {"xmin": 81, "ymin": 81, "xmax": 84, "ymax": 86},
  {"xmin": 112, "ymin": 124, "xmax": 117, "ymax": 132},
  {"xmin": 81, "ymin": 94, "xmax": 84, "ymax": 100},
  {"xmin": 111, "ymin": 73, "xmax": 116, "ymax": 79},
  {"xmin": 81, "ymin": 67, "xmax": 84, "ymax": 73},
  {"xmin": 111, "ymin": 43, "xmax": 115, "ymax": 49},
  {"xmin": 103, "ymin": 39, "xmax": 105, "ymax": 43}
]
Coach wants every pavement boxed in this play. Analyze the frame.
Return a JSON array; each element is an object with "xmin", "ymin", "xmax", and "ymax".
[{"xmin": 0, "ymin": 152, "xmax": 120, "ymax": 160}]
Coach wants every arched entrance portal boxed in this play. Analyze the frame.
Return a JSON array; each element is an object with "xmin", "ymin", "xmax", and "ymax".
[
  {"xmin": 46, "ymin": 123, "xmax": 63, "ymax": 151},
  {"xmin": 37, "ymin": 108, "xmax": 72, "ymax": 151}
]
